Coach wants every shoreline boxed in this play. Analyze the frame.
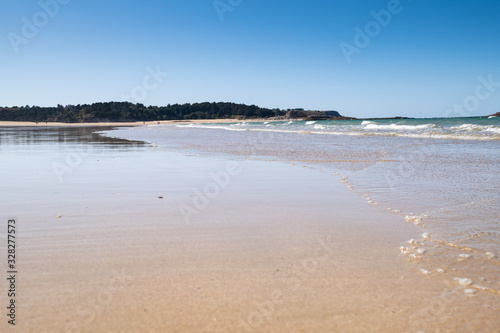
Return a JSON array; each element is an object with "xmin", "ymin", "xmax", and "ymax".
[
  {"xmin": 1, "ymin": 125, "xmax": 498, "ymax": 332},
  {"xmin": 1, "ymin": 114, "xmax": 497, "ymax": 127},
  {"xmin": 0, "ymin": 119, "xmax": 267, "ymax": 127}
]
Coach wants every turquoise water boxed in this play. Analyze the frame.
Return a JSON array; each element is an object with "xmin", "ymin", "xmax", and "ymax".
[
  {"xmin": 103, "ymin": 117, "xmax": 500, "ymax": 294},
  {"xmin": 176, "ymin": 116, "xmax": 500, "ymax": 141}
]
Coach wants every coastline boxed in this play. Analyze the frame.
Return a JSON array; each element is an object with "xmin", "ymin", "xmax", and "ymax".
[
  {"xmin": 0, "ymin": 119, "xmax": 263, "ymax": 127},
  {"xmin": 1, "ymin": 125, "xmax": 498, "ymax": 332},
  {"xmin": 2, "ymin": 114, "xmax": 496, "ymax": 128}
]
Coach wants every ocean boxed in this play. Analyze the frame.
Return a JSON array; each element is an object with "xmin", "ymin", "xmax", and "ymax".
[{"xmin": 103, "ymin": 116, "xmax": 500, "ymax": 295}]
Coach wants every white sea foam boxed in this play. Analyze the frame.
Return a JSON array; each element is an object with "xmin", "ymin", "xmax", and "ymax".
[
  {"xmin": 485, "ymin": 126, "xmax": 500, "ymax": 134},
  {"xmin": 407, "ymin": 239, "xmax": 417, "ymax": 246},
  {"xmin": 363, "ymin": 123, "xmax": 436, "ymax": 131},
  {"xmin": 455, "ymin": 278, "xmax": 473, "ymax": 286},
  {"xmin": 231, "ymin": 122, "xmax": 248, "ymax": 127},
  {"xmin": 485, "ymin": 252, "xmax": 496, "ymax": 259},
  {"xmin": 405, "ymin": 215, "xmax": 422, "ymax": 223},
  {"xmin": 452, "ymin": 124, "xmax": 483, "ymax": 131},
  {"xmin": 400, "ymin": 246, "xmax": 410, "ymax": 254},
  {"xmin": 464, "ymin": 289, "xmax": 476, "ymax": 296},
  {"xmin": 175, "ymin": 119, "xmax": 500, "ymax": 141},
  {"xmin": 452, "ymin": 123, "xmax": 500, "ymax": 134}
]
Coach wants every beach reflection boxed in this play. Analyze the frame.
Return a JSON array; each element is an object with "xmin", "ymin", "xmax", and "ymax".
[{"xmin": 0, "ymin": 126, "xmax": 146, "ymax": 149}]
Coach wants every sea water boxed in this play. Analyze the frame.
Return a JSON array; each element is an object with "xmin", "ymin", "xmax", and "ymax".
[
  {"xmin": 178, "ymin": 116, "xmax": 500, "ymax": 141},
  {"xmin": 102, "ymin": 116, "xmax": 500, "ymax": 294}
]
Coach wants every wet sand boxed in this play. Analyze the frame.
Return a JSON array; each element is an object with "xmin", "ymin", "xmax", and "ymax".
[{"xmin": 0, "ymin": 127, "xmax": 498, "ymax": 332}]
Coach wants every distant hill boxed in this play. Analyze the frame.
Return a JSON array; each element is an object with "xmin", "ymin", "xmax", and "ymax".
[
  {"xmin": 0, "ymin": 102, "xmax": 285, "ymax": 123},
  {"xmin": 325, "ymin": 111, "xmax": 342, "ymax": 117},
  {"xmin": 278, "ymin": 109, "xmax": 352, "ymax": 121},
  {"xmin": 0, "ymin": 102, "xmax": 350, "ymax": 123}
]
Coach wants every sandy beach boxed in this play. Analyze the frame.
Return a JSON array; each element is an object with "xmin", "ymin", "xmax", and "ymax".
[
  {"xmin": 0, "ymin": 119, "xmax": 258, "ymax": 127},
  {"xmin": 0, "ymin": 124, "xmax": 498, "ymax": 332},
  {"xmin": 3, "ymin": 0, "xmax": 498, "ymax": 330}
]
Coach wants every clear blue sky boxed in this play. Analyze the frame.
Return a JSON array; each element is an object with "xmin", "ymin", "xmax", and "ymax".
[{"xmin": 1, "ymin": 0, "xmax": 499, "ymax": 118}]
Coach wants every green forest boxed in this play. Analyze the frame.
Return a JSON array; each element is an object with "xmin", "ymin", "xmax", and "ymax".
[{"xmin": 0, "ymin": 102, "xmax": 287, "ymax": 123}]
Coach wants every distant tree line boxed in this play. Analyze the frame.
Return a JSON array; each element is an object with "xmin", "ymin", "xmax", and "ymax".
[{"xmin": 0, "ymin": 102, "xmax": 287, "ymax": 123}]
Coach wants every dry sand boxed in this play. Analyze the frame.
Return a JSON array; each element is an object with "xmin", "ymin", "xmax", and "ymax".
[{"xmin": 0, "ymin": 119, "xmax": 258, "ymax": 127}]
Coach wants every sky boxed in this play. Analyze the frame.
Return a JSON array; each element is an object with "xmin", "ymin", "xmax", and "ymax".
[{"xmin": 1, "ymin": 0, "xmax": 499, "ymax": 118}]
